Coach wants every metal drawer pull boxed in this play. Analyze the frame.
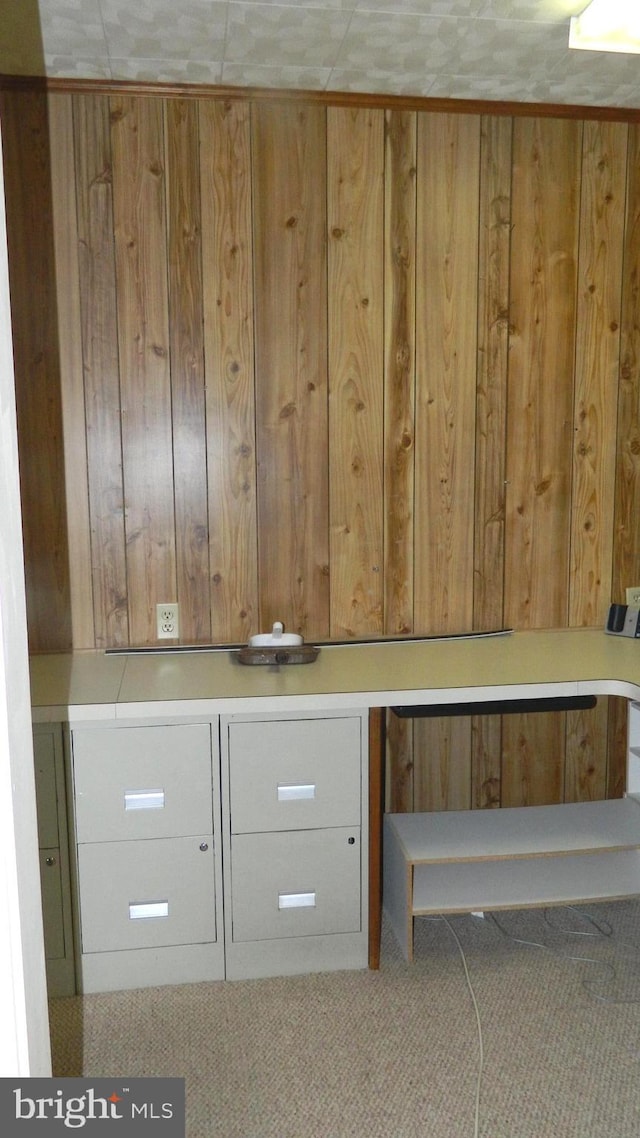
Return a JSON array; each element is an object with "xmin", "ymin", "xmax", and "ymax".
[
  {"xmin": 124, "ymin": 789, "xmax": 165, "ymax": 811},
  {"xmin": 278, "ymin": 891, "xmax": 316, "ymax": 910},
  {"xmin": 128, "ymin": 901, "xmax": 169, "ymax": 920},
  {"xmin": 277, "ymin": 783, "xmax": 316, "ymax": 801}
]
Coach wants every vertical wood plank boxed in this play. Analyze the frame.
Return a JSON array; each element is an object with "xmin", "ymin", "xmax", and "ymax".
[
  {"xmin": 472, "ymin": 115, "xmax": 512, "ymax": 809},
  {"xmin": 505, "ymin": 117, "xmax": 581, "ymax": 630},
  {"xmin": 413, "ymin": 716, "xmax": 473, "ymax": 812},
  {"xmin": 414, "ymin": 112, "xmax": 480, "ymax": 636},
  {"xmin": 73, "ymin": 92, "xmax": 128, "ymax": 649},
  {"xmin": 566, "ymin": 122, "xmax": 627, "ymax": 805},
  {"xmin": 252, "ymin": 102, "xmax": 329, "ymax": 637},
  {"xmin": 474, "ymin": 115, "xmax": 511, "ymax": 633},
  {"xmin": 471, "ymin": 716, "xmax": 501, "ymax": 808},
  {"xmin": 565, "ymin": 703, "xmax": 608, "ymax": 802},
  {"xmin": 384, "ymin": 108, "xmax": 416, "ymax": 637},
  {"xmin": 0, "ymin": 90, "xmax": 71, "ymax": 652},
  {"xmin": 384, "ymin": 109, "xmax": 416, "ymax": 812},
  {"xmin": 610, "ymin": 124, "xmax": 640, "ymax": 803},
  {"xmin": 607, "ymin": 697, "xmax": 628, "ymax": 801},
  {"xmin": 501, "ymin": 713, "xmax": 565, "ymax": 808},
  {"xmin": 111, "ymin": 95, "xmax": 175, "ymax": 645},
  {"xmin": 385, "ymin": 712, "xmax": 414, "ymax": 813},
  {"xmin": 48, "ymin": 93, "xmax": 95, "ymax": 650},
  {"xmin": 327, "ymin": 106, "xmax": 385, "ymax": 638},
  {"xmin": 200, "ymin": 99, "xmax": 258, "ymax": 644},
  {"xmin": 570, "ymin": 121, "xmax": 627, "ymax": 628},
  {"xmin": 614, "ymin": 123, "xmax": 640, "ymax": 604},
  {"xmin": 165, "ymin": 99, "xmax": 210, "ymax": 644},
  {"xmin": 412, "ymin": 113, "xmax": 480, "ymax": 810},
  {"xmin": 503, "ymin": 118, "xmax": 581, "ymax": 808}
]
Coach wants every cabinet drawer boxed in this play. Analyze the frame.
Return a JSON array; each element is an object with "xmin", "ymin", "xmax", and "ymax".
[
  {"xmin": 228, "ymin": 717, "xmax": 361, "ymax": 833},
  {"xmin": 73, "ymin": 724, "xmax": 213, "ymax": 843},
  {"xmin": 78, "ymin": 835, "xmax": 217, "ymax": 953},
  {"xmin": 230, "ymin": 827, "xmax": 361, "ymax": 942}
]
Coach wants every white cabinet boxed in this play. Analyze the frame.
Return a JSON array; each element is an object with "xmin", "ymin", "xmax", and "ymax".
[
  {"xmin": 221, "ymin": 711, "xmax": 369, "ymax": 980},
  {"xmin": 33, "ymin": 724, "xmax": 75, "ymax": 996},
  {"xmin": 69, "ymin": 720, "xmax": 225, "ymax": 993},
  {"xmin": 66, "ymin": 710, "xmax": 368, "ymax": 991}
]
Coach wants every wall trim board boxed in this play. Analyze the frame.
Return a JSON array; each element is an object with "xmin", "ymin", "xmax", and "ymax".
[{"xmin": 1, "ymin": 73, "xmax": 640, "ymax": 125}]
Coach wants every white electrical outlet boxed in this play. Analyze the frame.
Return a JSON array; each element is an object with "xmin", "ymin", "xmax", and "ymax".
[
  {"xmin": 626, "ymin": 587, "xmax": 640, "ymax": 608},
  {"xmin": 156, "ymin": 602, "xmax": 180, "ymax": 640}
]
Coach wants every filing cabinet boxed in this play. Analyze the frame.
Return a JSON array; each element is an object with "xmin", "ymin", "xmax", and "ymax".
[
  {"xmin": 32, "ymin": 723, "xmax": 75, "ymax": 996},
  {"xmin": 65, "ymin": 710, "xmax": 368, "ymax": 990},
  {"xmin": 69, "ymin": 720, "xmax": 225, "ymax": 993},
  {"xmin": 221, "ymin": 711, "xmax": 369, "ymax": 980}
]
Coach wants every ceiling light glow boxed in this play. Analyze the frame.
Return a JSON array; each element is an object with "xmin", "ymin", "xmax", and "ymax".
[{"xmin": 569, "ymin": 0, "xmax": 640, "ymax": 53}]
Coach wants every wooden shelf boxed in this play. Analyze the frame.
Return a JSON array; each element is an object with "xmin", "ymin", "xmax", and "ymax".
[
  {"xmin": 383, "ymin": 798, "xmax": 640, "ymax": 962},
  {"xmin": 412, "ymin": 850, "xmax": 640, "ymax": 915},
  {"xmin": 390, "ymin": 797, "xmax": 640, "ymax": 864}
]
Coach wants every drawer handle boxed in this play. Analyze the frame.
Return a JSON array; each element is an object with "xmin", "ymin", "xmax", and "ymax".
[
  {"xmin": 277, "ymin": 784, "xmax": 316, "ymax": 801},
  {"xmin": 278, "ymin": 891, "xmax": 316, "ymax": 910},
  {"xmin": 124, "ymin": 789, "xmax": 165, "ymax": 811},
  {"xmin": 128, "ymin": 901, "xmax": 169, "ymax": 920}
]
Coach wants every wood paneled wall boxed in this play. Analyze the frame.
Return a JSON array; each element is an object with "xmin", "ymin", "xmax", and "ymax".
[{"xmin": 2, "ymin": 88, "xmax": 640, "ymax": 812}]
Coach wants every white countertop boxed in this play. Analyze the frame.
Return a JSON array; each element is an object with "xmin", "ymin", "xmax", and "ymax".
[{"xmin": 29, "ymin": 628, "xmax": 640, "ymax": 724}]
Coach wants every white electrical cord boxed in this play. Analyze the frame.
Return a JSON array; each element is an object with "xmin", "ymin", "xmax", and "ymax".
[
  {"xmin": 488, "ymin": 905, "xmax": 640, "ymax": 1006},
  {"xmin": 425, "ymin": 905, "xmax": 640, "ymax": 1138},
  {"xmin": 440, "ymin": 916, "xmax": 484, "ymax": 1138}
]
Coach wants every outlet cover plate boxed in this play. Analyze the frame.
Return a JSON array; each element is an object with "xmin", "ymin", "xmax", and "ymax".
[
  {"xmin": 626, "ymin": 587, "xmax": 640, "ymax": 607},
  {"xmin": 157, "ymin": 603, "xmax": 179, "ymax": 640}
]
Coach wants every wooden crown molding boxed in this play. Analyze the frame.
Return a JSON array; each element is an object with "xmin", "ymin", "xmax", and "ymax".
[{"xmin": 1, "ymin": 71, "xmax": 640, "ymax": 124}]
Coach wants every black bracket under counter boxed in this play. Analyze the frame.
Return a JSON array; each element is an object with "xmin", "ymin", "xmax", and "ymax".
[{"xmin": 390, "ymin": 695, "xmax": 598, "ymax": 719}]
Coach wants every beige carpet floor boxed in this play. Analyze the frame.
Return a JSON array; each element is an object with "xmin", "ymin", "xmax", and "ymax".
[{"xmin": 49, "ymin": 902, "xmax": 640, "ymax": 1138}]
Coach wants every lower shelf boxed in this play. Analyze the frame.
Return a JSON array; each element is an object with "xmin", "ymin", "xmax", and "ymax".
[
  {"xmin": 412, "ymin": 848, "xmax": 640, "ymax": 915},
  {"xmin": 383, "ymin": 799, "xmax": 640, "ymax": 962}
]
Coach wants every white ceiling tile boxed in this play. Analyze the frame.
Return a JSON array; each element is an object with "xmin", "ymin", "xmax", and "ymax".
[
  {"xmin": 235, "ymin": 0, "xmax": 356, "ymax": 8},
  {"xmin": 337, "ymin": 12, "xmax": 571, "ymax": 78},
  {"xmin": 39, "ymin": 0, "xmax": 107, "ymax": 58},
  {"xmin": 426, "ymin": 70, "xmax": 551, "ymax": 103},
  {"xmin": 327, "ymin": 67, "xmax": 437, "ymax": 96},
  {"xmin": 548, "ymin": 46, "xmax": 640, "ymax": 84},
  {"xmin": 532, "ymin": 76, "xmax": 640, "ymax": 108},
  {"xmin": 100, "ymin": 1, "xmax": 228, "ymax": 63},
  {"xmin": 353, "ymin": 1, "xmax": 485, "ymax": 14},
  {"xmin": 43, "ymin": 53, "xmax": 112, "ymax": 79},
  {"xmin": 478, "ymin": 1, "xmax": 583, "ymax": 20},
  {"xmin": 225, "ymin": 3, "xmax": 352, "ymax": 67},
  {"xmin": 108, "ymin": 56, "xmax": 224, "ymax": 83},
  {"xmin": 222, "ymin": 62, "xmax": 332, "ymax": 87}
]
